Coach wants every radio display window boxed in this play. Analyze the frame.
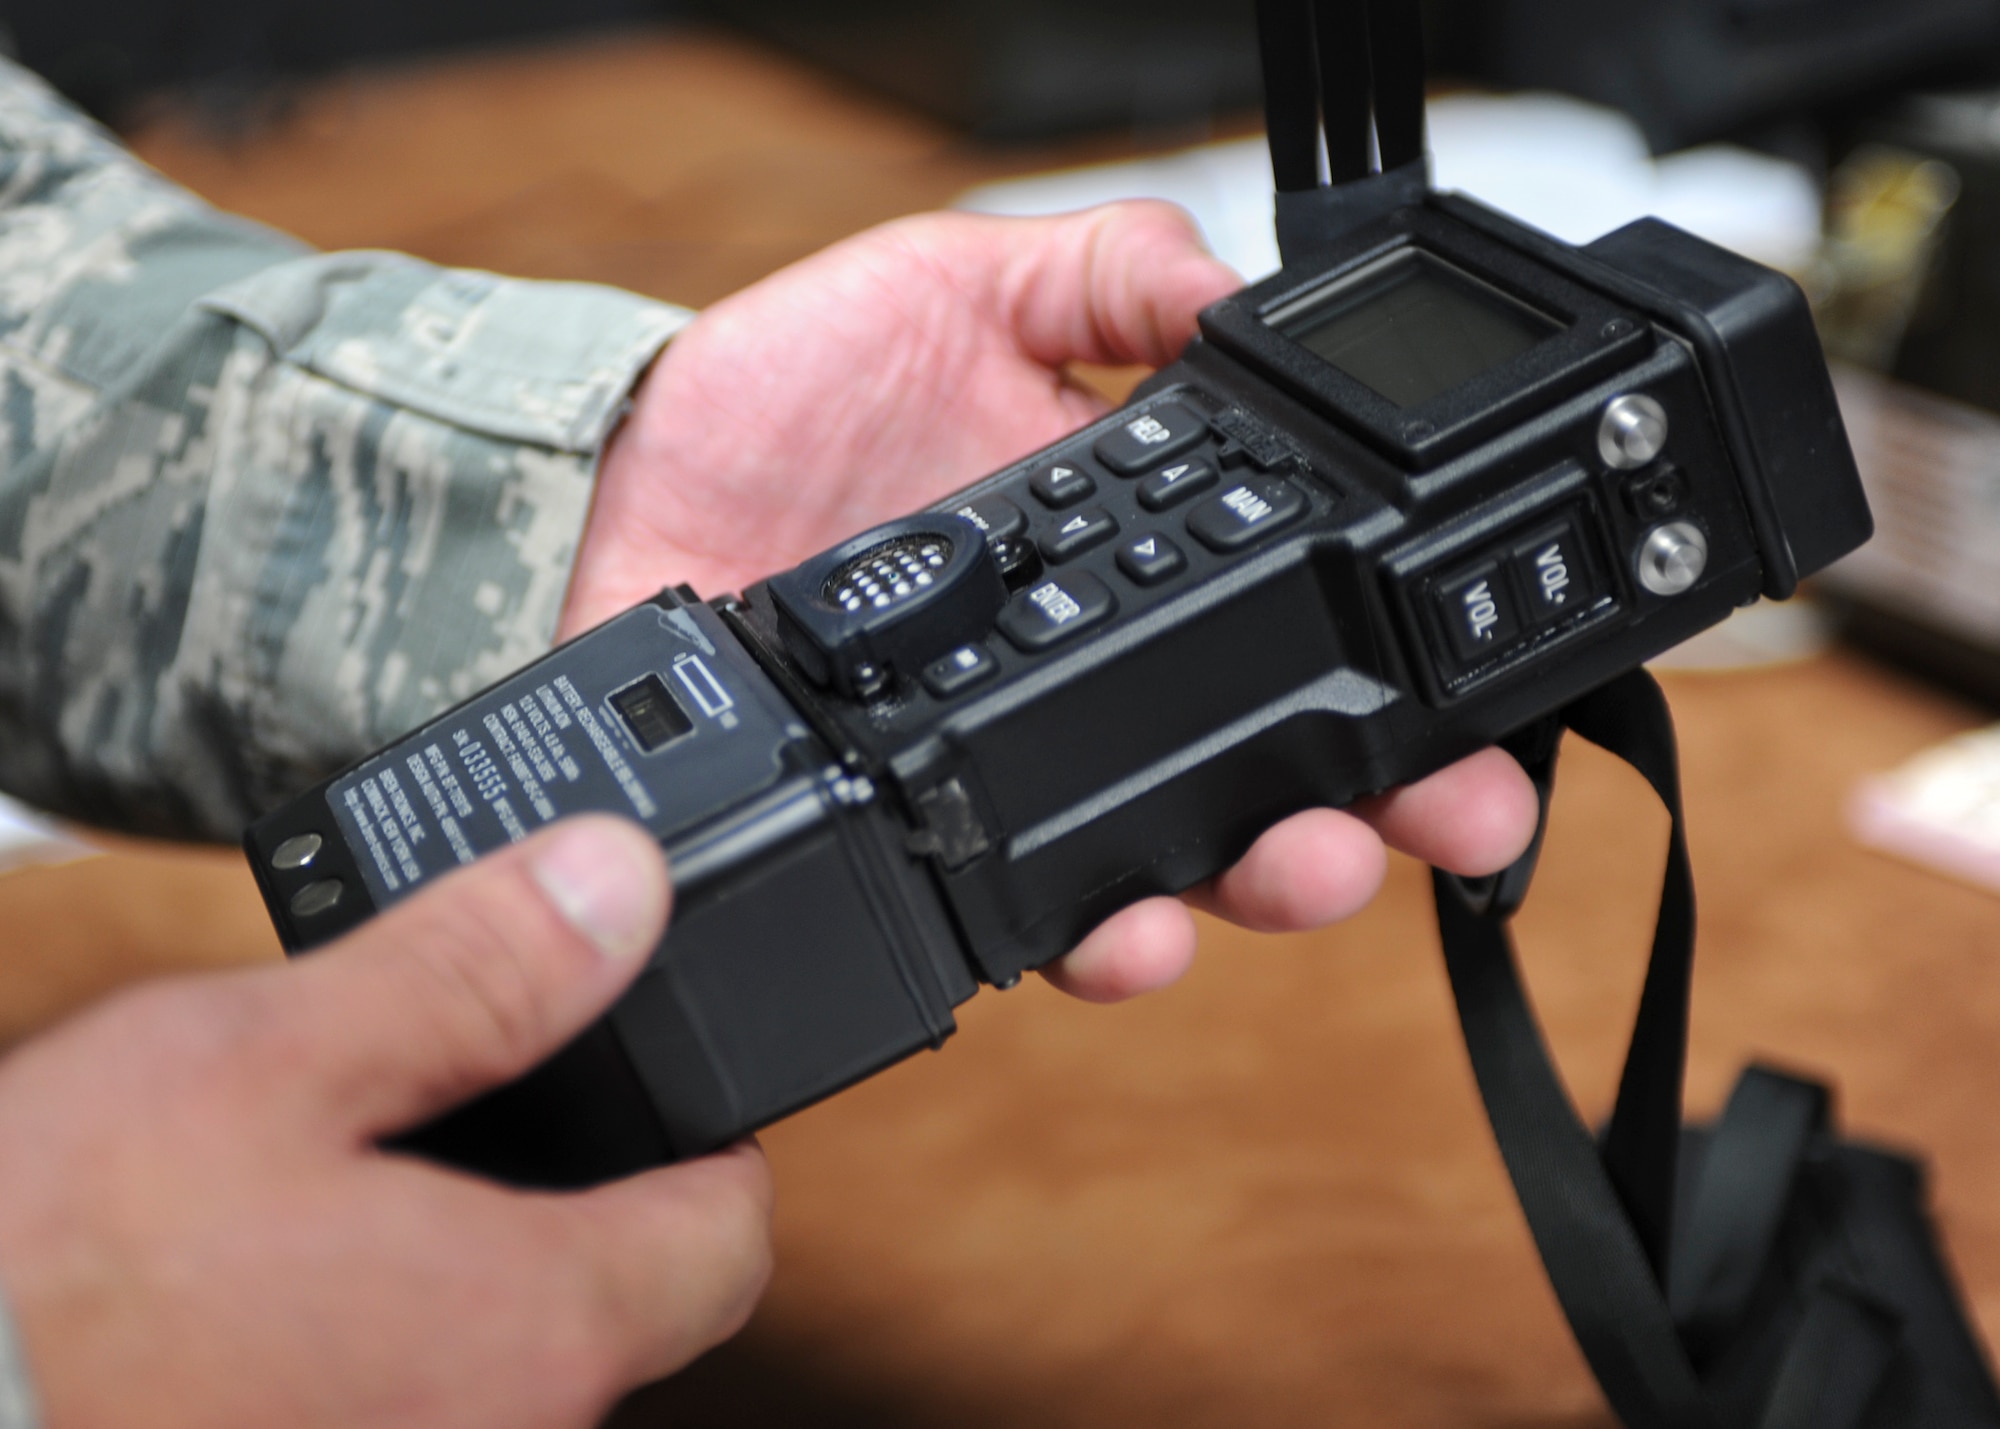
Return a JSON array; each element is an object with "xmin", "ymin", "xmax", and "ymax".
[{"xmin": 1270, "ymin": 249, "xmax": 1562, "ymax": 409}]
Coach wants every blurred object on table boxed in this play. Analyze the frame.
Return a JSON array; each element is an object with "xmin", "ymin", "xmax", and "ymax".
[
  {"xmin": 1814, "ymin": 145, "xmax": 1962, "ymax": 372},
  {"xmin": 962, "ymin": 91, "xmax": 1824, "ymax": 284},
  {"xmin": 1816, "ymin": 95, "xmax": 2000, "ymax": 708},
  {"xmin": 6, "ymin": 0, "xmax": 684, "ymax": 127},
  {"xmin": 696, "ymin": 0, "xmax": 1262, "ymax": 141},
  {"xmin": 1463, "ymin": 0, "xmax": 2000, "ymax": 153},
  {"xmin": 698, "ymin": 0, "xmax": 2000, "ymax": 153},
  {"xmin": 1853, "ymin": 722, "xmax": 2000, "ymax": 897},
  {"xmin": 0, "ymin": 796, "xmax": 91, "ymax": 876}
]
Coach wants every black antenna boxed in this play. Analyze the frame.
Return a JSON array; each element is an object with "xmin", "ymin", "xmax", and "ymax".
[{"xmin": 1257, "ymin": 0, "xmax": 1432, "ymax": 265}]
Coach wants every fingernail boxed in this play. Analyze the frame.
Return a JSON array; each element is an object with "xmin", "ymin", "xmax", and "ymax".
[{"xmin": 530, "ymin": 819, "xmax": 667, "ymax": 962}]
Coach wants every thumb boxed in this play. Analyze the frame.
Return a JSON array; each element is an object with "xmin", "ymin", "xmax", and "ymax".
[
  {"xmin": 283, "ymin": 816, "xmax": 671, "ymax": 1140},
  {"xmin": 990, "ymin": 201, "xmax": 1244, "ymax": 371}
]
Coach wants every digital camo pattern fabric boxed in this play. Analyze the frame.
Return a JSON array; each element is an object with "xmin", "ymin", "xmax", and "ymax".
[{"xmin": 0, "ymin": 57, "xmax": 692, "ymax": 841}]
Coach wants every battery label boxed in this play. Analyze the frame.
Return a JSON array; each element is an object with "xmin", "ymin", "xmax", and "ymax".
[{"xmin": 326, "ymin": 603, "xmax": 798, "ymax": 907}]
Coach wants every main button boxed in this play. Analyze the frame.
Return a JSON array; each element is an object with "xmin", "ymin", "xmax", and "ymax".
[
  {"xmin": 1186, "ymin": 478, "xmax": 1307, "ymax": 553},
  {"xmin": 950, "ymin": 495, "xmax": 1026, "ymax": 542},
  {"xmin": 1039, "ymin": 507, "xmax": 1118, "ymax": 563},
  {"xmin": 1095, "ymin": 402, "xmax": 1208, "ymax": 475},
  {"xmin": 1509, "ymin": 523, "xmax": 1601, "ymax": 627},
  {"xmin": 1137, "ymin": 459, "xmax": 1218, "ymax": 512},
  {"xmin": 1434, "ymin": 562, "xmax": 1522, "ymax": 664},
  {"xmin": 997, "ymin": 572, "xmax": 1117, "ymax": 652},
  {"xmin": 922, "ymin": 643, "xmax": 999, "ymax": 698},
  {"xmin": 1028, "ymin": 462, "xmax": 1096, "ymax": 509}
]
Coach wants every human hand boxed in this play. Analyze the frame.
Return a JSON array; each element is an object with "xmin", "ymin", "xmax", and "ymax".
[
  {"xmin": 572, "ymin": 203, "xmax": 1539, "ymax": 1002},
  {"xmin": 0, "ymin": 818, "xmax": 769, "ymax": 1429}
]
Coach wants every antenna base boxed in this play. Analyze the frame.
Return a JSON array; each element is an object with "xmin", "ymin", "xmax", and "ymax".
[{"xmin": 1274, "ymin": 158, "xmax": 1430, "ymax": 266}]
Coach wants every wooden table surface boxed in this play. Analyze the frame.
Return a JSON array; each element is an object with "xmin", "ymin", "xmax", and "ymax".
[{"xmin": 0, "ymin": 25, "xmax": 1993, "ymax": 1426}]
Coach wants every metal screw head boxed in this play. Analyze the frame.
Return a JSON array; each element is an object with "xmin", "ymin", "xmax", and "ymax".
[
  {"xmin": 1599, "ymin": 394, "xmax": 1669, "ymax": 470},
  {"xmin": 271, "ymin": 833, "xmax": 323, "ymax": 871},
  {"xmin": 289, "ymin": 879, "xmax": 346, "ymax": 919},
  {"xmin": 1637, "ymin": 522, "xmax": 1709, "ymax": 597}
]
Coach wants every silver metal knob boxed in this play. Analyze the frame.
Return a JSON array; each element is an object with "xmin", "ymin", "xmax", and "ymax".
[
  {"xmin": 289, "ymin": 878, "xmax": 346, "ymax": 919},
  {"xmin": 1637, "ymin": 522, "xmax": 1709, "ymax": 597},
  {"xmin": 1599, "ymin": 394, "xmax": 1669, "ymax": 470},
  {"xmin": 271, "ymin": 833, "xmax": 323, "ymax": 871}
]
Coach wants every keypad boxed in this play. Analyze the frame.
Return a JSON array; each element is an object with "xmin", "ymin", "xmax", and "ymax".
[{"xmin": 923, "ymin": 391, "xmax": 1317, "ymax": 694}]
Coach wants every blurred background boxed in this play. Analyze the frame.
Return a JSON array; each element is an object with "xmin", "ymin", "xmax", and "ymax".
[{"xmin": 10, "ymin": 1, "xmax": 2000, "ymax": 1424}]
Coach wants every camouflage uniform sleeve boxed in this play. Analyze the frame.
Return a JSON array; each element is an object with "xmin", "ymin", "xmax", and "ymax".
[{"xmin": 0, "ymin": 57, "xmax": 693, "ymax": 840}]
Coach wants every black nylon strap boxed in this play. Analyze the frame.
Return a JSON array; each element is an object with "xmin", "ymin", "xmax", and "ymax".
[
  {"xmin": 1569, "ymin": 674, "xmax": 1697, "ymax": 1282},
  {"xmin": 1435, "ymin": 669, "xmax": 1713, "ymax": 1427},
  {"xmin": 1433, "ymin": 670, "xmax": 1916, "ymax": 1428},
  {"xmin": 1756, "ymin": 1285, "xmax": 1900, "ymax": 1429},
  {"xmin": 1672, "ymin": 1068, "xmax": 1831, "ymax": 1364}
]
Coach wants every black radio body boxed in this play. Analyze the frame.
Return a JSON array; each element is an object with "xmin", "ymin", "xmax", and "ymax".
[{"xmin": 244, "ymin": 176, "xmax": 1867, "ymax": 1186}]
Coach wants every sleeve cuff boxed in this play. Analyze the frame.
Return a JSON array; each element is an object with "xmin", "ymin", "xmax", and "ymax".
[{"xmin": 200, "ymin": 252, "xmax": 693, "ymax": 452}]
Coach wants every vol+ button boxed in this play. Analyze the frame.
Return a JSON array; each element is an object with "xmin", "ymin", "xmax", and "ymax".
[{"xmin": 1510, "ymin": 523, "xmax": 1597, "ymax": 627}]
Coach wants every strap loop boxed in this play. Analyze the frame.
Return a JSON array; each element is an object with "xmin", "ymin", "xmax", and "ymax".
[
  {"xmin": 1431, "ymin": 669, "xmax": 1925, "ymax": 1427},
  {"xmin": 1435, "ymin": 668, "xmax": 1710, "ymax": 1425}
]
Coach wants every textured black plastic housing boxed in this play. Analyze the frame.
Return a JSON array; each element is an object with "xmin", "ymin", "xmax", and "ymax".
[{"xmin": 247, "ymin": 194, "xmax": 1869, "ymax": 1186}]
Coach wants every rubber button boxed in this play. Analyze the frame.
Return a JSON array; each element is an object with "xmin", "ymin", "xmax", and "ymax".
[
  {"xmin": 1116, "ymin": 533, "xmax": 1187, "ymax": 587},
  {"xmin": 922, "ymin": 643, "xmax": 999, "ymax": 698},
  {"xmin": 1186, "ymin": 478, "xmax": 1307, "ymax": 553},
  {"xmin": 1028, "ymin": 462, "xmax": 1096, "ymax": 509},
  {"xmin": 997, "ymin": 573, "xmax": 1117, "ymax": 651},
  {"xmin": 1137, "ymin": 459, "xmax": 1218, "ymax": 512},
  {"xmin": 947, "ymin": 494, "xmax": 1027, "ymax": 542},
  {"xmin": 1510, "ymin": 523, "xmax": 1600, "ymax": 627},
  {"xmin": 1039, "ymin": 508, "xmax": 1118, "ymax": 563},
  {"xmin": 1433, "ymin": 562, "xmax": 1521, "ymax": 664},
  {"xmin": 1094, "ymin": 402, "xmax": 1208, "ymax": 475}
]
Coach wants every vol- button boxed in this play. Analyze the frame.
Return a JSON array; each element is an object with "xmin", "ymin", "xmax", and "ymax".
[{"xmin": 1434, "ymin": 563, "xmax": 1521, "ymax": 664}]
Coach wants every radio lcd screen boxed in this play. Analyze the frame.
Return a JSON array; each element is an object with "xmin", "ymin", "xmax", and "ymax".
[{"xmin": 1272, "ymin": 249, "xmax": 1561, "ymax": 408}]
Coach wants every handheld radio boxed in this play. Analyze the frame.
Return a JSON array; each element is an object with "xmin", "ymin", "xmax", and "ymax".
[{"xmin": 246, "ymin": 0, "xmax": 1869, "ymax": 1189}]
